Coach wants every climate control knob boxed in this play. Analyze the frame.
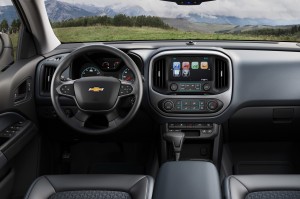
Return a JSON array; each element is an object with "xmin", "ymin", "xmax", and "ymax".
[
  {"xmin": 208, "ymin": 101, "xmax": 218, "ymax": 111},
  {"xmin": 163, "ymin": 100, "xmax": 174, "ymax": 111}
]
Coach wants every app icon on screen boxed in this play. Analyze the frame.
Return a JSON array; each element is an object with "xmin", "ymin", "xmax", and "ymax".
[
  {"xmin": 173, "ymin": 62, "xmax": 181, "ymax": 77},
  {"xmin": 191, "ymin": 62, "xmax": 199, "ymax": 69},
  {"xmin": 182, "ymin": 62, "xmax": 190, "ymax": 70},
  {"xmin": 173, "ymin": 62, "xmax": 181, "ymax": 70},
  {"xmin": 201, "ymin": 62, "xmax": 209, "ymax": 70},
  {"xmin": 182, "ymin": 69, "xmax": 190, "ymax": 77},
  {"xmin": 173, "ymin": 69, "xmax": 181, "ymax": 77}
]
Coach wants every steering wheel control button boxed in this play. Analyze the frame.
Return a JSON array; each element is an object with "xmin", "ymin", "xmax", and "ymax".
[
  {"xmin": 60, "ymin": 85, "xmax": 74, "ymax": 95},
  {"xmin": 159, "ymin": 99, "xmax": 223, "ymax": 113},
  {"xmin": 170, "ymin": 83, "xmax": 178, "ymax": 91},
  {"xmin": 119, "ymin": 84, "xmax": 133, "ymax": 96},
  {"xmin": 163, "ymin": 101, "xmax": 174, "ymax": 111}
]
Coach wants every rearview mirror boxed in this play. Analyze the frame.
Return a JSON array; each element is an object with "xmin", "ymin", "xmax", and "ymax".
[
  {"xmin": 0, "ymin": 32, "xmax": 14, "ymax": 71},
  {"xmin": 161, "ymin": 0, "xmax": 214, "ymax": 5}
]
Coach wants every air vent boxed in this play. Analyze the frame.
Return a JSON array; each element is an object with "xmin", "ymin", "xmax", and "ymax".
[
  {"xmin": 215, "ymin": 58, "xmax": 229, "ymax": 90},
  {"xmin": 42, "ymin": 65, "xmax": 56, "ymax": 93},
  {"xmin": 153, "ymin": 59, "xmax": 166, "ymax": 89},
  {"xmin": 47, "ymin": 56, "xmax": 62, "ymax": 62}
]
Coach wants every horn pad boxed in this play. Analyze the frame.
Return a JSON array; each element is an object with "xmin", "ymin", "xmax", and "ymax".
[{"xmin": 74, "ymin": 76, "xmax": 121, "ymax": 111}]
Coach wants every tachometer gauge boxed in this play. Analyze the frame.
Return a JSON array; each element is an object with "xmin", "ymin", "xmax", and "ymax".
[
  {"xmin": 81, "ymin": 64, "xmax": 101, "ymax": 78},
  {"xmin": 121, "ymin": 68, "xmax": 135, "ymax": 83}
]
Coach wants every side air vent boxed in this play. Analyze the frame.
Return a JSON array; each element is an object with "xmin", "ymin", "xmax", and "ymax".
[
  {"xmin": 42, "ymin": 65, "xmax": 56, "ymax": 93},
  {"xmin": 215, "ymin": 58, "xmax": 229, "ymax": 90},
  {"xmin": 47, "ymin": 56, "xmax": 63, "ymax": 62},
  {"xmin": 153, "ymin": 59, "xmax": 166, "ymax": 89}
]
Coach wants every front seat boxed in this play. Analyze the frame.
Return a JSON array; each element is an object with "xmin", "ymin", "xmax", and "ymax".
[
  {"xmin": 24, "ymin": 175, "xmax": 154, "ymax": 199},
  {"xmin": 224, "ymin": 175, "xmax": 300, "ymax": 199}
]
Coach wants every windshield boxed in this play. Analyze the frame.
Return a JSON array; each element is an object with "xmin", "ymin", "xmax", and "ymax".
[{"xmin": 2, "ymin": 0, "xmax": 300, "ymax": 42}]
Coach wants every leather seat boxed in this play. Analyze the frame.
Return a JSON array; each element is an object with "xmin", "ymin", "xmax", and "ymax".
[
  {"xmin": 224, "ymin": 175, "xmax": 300, "ymax": 199},
  {"xmin": 24, "ymin": 174, "xmax": 154, "ymax": 199}
]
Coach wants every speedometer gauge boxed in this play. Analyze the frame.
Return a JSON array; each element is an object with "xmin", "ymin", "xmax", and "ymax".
[
  {"xmin": 121, "ymin": 68, "xmax": 135, "ymax": 83},
  {"xmin": 81, "ymin": 64, "xmax": 101, "ymax": 78}
]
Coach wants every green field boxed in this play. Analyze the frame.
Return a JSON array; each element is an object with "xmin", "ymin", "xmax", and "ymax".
[
  {"xmin": 9, "ymin": 25, "xmax": 300, "ymax": 55},
  {"xmin": 53, "ymin": 25, "xmax": 300, "ymax": 42}
]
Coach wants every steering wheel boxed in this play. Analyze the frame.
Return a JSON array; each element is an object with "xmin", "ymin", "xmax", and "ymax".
[{"xmin": 50, "ymin": 45, "xmax": 143, "ymax": 134}]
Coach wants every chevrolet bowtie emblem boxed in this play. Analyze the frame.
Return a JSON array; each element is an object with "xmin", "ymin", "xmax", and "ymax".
[{"xmin": 88, "ymin": 87, "xmax": 104, "ymax": 92}]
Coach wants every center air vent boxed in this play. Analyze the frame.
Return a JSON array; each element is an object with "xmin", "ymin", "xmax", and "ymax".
[
  {"xmin": 153, "ymin": 58, "xmax": 166, "ymax": 89},
  {"xmin": 215, "ymin": 58, "xmax": 229, "ymax": 90},
  {"xmin": 41, "ymin": 65, "xmax": 56, "ymax": 93}
]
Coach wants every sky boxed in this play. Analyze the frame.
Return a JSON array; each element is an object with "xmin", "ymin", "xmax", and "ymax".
[
  {"xmin": 1, "ymin": 0, "xmax": 300, "ymax": 21},
  {"xmin": 57, "ymin": 0, "xmax": 300, "ymax": 21}
]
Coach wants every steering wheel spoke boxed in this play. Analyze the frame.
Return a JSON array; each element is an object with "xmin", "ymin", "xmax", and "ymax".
[
  {"xmin": 56, "ymin": 80, "xmax": 76, "ymax": 98},
  {"xmin": 73, "ymin": 110, "xmax": 90, "ymax": 127},
  {"xmin": 105, "ymin": 110, "xmax": 122, "ymax": 128}
]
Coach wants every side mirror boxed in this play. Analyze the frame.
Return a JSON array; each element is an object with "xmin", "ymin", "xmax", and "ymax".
[{"xmin": 0, "ymin": 32, "xmax": 14, "ymax": 71}]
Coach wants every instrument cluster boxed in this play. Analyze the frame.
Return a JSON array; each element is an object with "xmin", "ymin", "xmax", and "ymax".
[{"xmin": 71, "ymin": 54, "xmax": 135, "ymax": 83}]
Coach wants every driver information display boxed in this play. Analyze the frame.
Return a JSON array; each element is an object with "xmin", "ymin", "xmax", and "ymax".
[{"xmin": 169, "ymin": 57, "xmax": 212, "ymax": 81}]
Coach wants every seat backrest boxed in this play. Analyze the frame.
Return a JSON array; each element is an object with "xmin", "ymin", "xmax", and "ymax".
[{"xmin": 224, "ymin": 175, "xmax": 300, "ymax": 199}]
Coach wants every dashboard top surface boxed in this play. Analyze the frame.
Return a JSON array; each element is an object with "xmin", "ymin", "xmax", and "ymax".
[
  {"xmin": 54, "ymin": 40, "xmax": 300, "ymax": 53},
  {"xmin": 37, "ymin": 42, "xmax": 300, "ymax": 123}
]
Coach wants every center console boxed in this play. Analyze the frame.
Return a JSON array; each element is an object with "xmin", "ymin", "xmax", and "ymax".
[
  {"xmin": 153, "ymin": 161, "xmax": 222, "ymax": 199},
  {"xmin": 149, "ymin": 50, "xmax": 232, "ymax": 117},
  {"xmin": 148, "ymin": 49, "xmax": 232, "ymax": 168}
]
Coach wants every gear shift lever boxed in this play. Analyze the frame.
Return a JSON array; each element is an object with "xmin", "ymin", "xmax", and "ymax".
[{"xmin": 164, "ymin": 132, "xmax": 185, "ymax": 161}]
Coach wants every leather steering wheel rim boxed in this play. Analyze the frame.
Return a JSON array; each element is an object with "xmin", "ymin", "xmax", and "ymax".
[{"xmin": 50, "ymin": 44, "xmax": 143, "ymax": 135}]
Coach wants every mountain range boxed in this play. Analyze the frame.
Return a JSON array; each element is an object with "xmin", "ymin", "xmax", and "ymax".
[
  {"xmin": 1, "ymin": 0, "xmax": 299, "ymax": 32},
  {"xmin": 45, "ymin": 0, "xmax": 150, "ymax": 21}
]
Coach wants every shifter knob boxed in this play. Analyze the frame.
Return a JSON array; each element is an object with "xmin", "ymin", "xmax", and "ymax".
[{"xmin": 164, "ymin": 132, "xmax": 185, "ymax": 161}]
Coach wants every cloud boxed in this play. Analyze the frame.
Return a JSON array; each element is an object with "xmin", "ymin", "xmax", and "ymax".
[
  {"xmin": 0, "ymin": 0, "xmax": 12, "ymax": 6},
  {"xmin": 44, "ymin": 0, "xmax": 300, "ymax": 21}
]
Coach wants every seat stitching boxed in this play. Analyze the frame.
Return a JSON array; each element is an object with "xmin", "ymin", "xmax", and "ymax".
[
  {"xmin": 232, "ymin": 176, "xmax": 250, "ymax": 193},
  {"xmin": 228, "ymin": 176, "xmax": 232, "ymax": 199},
  {"xmin": 24, "ymin": 176, "xmax": 46, "ymax": 199},
  {"xmin": 44, "ymin": 176, "xmax": 57, "ymax": 193},
  {"xmin": 145, "ymin": 176, "xmax": 150, "ymax": 199},
  {"xmin": 129, "ymin": 176, "xmax": 147, "ymax": 199}
]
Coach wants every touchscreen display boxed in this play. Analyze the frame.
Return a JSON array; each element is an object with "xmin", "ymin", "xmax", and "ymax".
[{"xmin": 169, "ymin": 57, "xmax": 212, "ymax": 81}]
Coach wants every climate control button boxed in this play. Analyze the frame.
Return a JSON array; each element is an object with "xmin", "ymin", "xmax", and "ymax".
[{"xmin": 160, "ymin": 99, "xmax": 223, "ymax": 113}]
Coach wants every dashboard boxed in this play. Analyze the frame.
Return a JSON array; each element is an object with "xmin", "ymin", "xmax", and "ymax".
[{"xmin": 34, "ymin": 41, "xmax": 300, "ymax": 124}]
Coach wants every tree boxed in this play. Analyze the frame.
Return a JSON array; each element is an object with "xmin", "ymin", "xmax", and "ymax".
[{"xmin": 0, "ymin": 19, "xmax": 9, "ymax": 33}]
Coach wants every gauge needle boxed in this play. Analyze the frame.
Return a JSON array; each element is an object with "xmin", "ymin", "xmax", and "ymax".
[{"xmin": 125, "ymin": 77, "xmax": 132, "ymax": 81}]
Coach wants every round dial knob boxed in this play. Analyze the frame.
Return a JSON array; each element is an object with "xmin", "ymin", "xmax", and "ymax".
[
  {"xmin": 163, "ymin": 101, "xmax": 174, "ymax": 111},
  {"xmin": 208, "ymin": 101, "xmax": 218, "ymax": 111},
  {"xmin": 170, "ymin": 83, "xmax": 178, "ymax": 91},
  {"xmin": 203, "ymin": 83, "xmax": 211, "ymax": 91}
]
